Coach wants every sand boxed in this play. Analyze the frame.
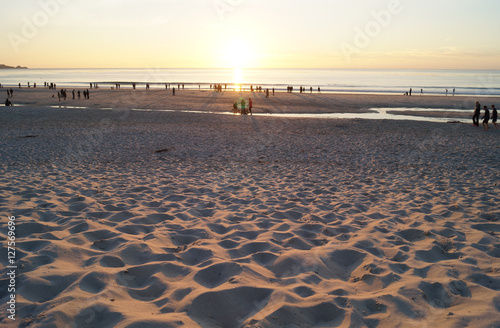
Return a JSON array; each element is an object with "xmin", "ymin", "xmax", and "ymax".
[{"xmin": 0, "ymin": 88, "xmax": 499, "ymax": 327}]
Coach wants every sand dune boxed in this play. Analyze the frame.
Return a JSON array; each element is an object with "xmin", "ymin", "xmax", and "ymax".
[{"xmin": 0, "ymin": 89, "xmax": 499, "ymax": 327}]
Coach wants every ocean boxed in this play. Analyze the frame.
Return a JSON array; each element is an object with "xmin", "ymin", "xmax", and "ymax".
[{"xmin": 1, "ymin": 68, "xmax": 499, "ymax": 96}]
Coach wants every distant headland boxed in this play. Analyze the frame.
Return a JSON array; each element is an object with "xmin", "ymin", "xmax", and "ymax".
[{"xmin": 0, "ymin": 64, "xmax": 28, "ymax": 69}]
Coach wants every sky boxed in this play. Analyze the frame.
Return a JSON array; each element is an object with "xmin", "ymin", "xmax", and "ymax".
[{"xmin": 1, "ymin": 0, "xmax": 500, "ymax": 69}]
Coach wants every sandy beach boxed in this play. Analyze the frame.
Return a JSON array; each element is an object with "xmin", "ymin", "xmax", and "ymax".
[{"xmin": 1, "ymin": 88, "xmax": 499, "ymax": 327}]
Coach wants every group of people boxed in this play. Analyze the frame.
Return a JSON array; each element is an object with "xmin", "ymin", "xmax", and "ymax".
[
  {"xmin": 405, "ymin": 88, "xmax": 456, "ymax": 96},
  {"xmin": 474, "ymin": 102, "xmax": 498, "ymax": 131},
  {"xmin": 5, "ymin": 88, "xmax": 14, "ymax": 106},
  {"xmin": 211, "ymin": 84, "xmax": 224, "ymax": 92},
  {"xmin": 233, "ymin": 97, "xmax": 253, "ymax": 115},
  {"xmin": 54, "ymin": 88, "xmax": 90, "ymax": 101},
  {"xmin": 286, "ymin": 86, "xmax": 321, "ymax": 93}
]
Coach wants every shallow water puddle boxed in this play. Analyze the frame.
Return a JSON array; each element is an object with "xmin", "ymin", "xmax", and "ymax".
[
  {"xmin": 130, "ymin": 107, "xmax": 471, "ymax": 124},
  {"xmin": 18, "ymin": 105, "xmax": 471, "ymax": 124}
]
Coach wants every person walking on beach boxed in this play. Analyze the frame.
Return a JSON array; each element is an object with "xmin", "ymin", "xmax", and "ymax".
[
  {"xmin": 491, "ymin": 105, "xmax": 497, "ymax": 129},
  {"xmin": 482, "ymin": 105, "xmax": 490, "ymax": 131},
  {"xmin": 240, "ymin": 98, "xmax": 246, "ymax": 114},
  {"xmin": 473, "ymin": 101, "xmax": 481, "ymax": 126},
  {"xmin": 172, "ymin": 87, "xmax": 175, "ymax": 96},
  {"xmin": 248, "ymin": 98, "xmax": 253, "ymax": 115}
]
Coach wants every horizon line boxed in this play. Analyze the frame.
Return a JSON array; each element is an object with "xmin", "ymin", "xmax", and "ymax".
[{"xmin": 6, "ymin": 67, "xmax": 500, "ymax": 71}]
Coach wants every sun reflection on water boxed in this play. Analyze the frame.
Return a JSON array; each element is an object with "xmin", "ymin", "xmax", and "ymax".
[{"xmin": 233, "ymin": 67, "xmax": 243, "ymax": 86}]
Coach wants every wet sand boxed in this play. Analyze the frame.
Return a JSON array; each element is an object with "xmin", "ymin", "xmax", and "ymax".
[{"xmin": 5, "ymin": 87, "xmax": 500, "ymax": 114}]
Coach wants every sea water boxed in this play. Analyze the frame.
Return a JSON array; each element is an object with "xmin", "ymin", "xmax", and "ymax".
[{"xmin": 1, "ymin": 68, "xmax": 499, "ymax": 96}]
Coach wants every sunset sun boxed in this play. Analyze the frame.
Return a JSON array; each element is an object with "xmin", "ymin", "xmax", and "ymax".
[{"xmin": 224, "ymin": 38, "xmax": 256, "ymax": 68}]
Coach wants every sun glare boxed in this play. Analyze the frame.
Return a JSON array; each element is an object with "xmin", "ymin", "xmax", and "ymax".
[{"xmin": 224, "ymin": 38, "xmax": 255, "ymax": 69}]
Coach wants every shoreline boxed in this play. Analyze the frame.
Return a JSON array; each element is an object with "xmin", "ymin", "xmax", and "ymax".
[
  {"xmin": 3, "ymin": 83, "xmax": 500, "ymax": 98},
  {"xmin": 2, "ymin": 67, "xmax": 500, "ymax": 97}
]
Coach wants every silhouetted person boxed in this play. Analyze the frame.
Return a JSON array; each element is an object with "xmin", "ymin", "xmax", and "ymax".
[
  {"xmin": 78, "ymin": 90, "xmax": 81, "ymax": 99},
  {"xmin": 5, "ymin": 98, "xmax": 12, "ymax": 106},
  {"xmin": 473, "ymin": 101, "xmax": 481, "ymax": 126},
  {"xmin": 173, "ymin": 87, "xmax": 175, "ymax": 96},
  {"xmin": 248, "ymin": 98, "xmax": 253, "ymax": 115},
  {"xmin": 72, "ymin": 90, "xmax": 75, "ymax": 99},
  {"xmin": 409, "ymin": 88, "xmax": 412, "ymax": 96},
  {"xmin": 491, "ymin": 105, "xmax": 498, "ymax": 129},
  {"xmin": 482, "ymin": 105, "xmax": 490, "ymax": 131}
]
